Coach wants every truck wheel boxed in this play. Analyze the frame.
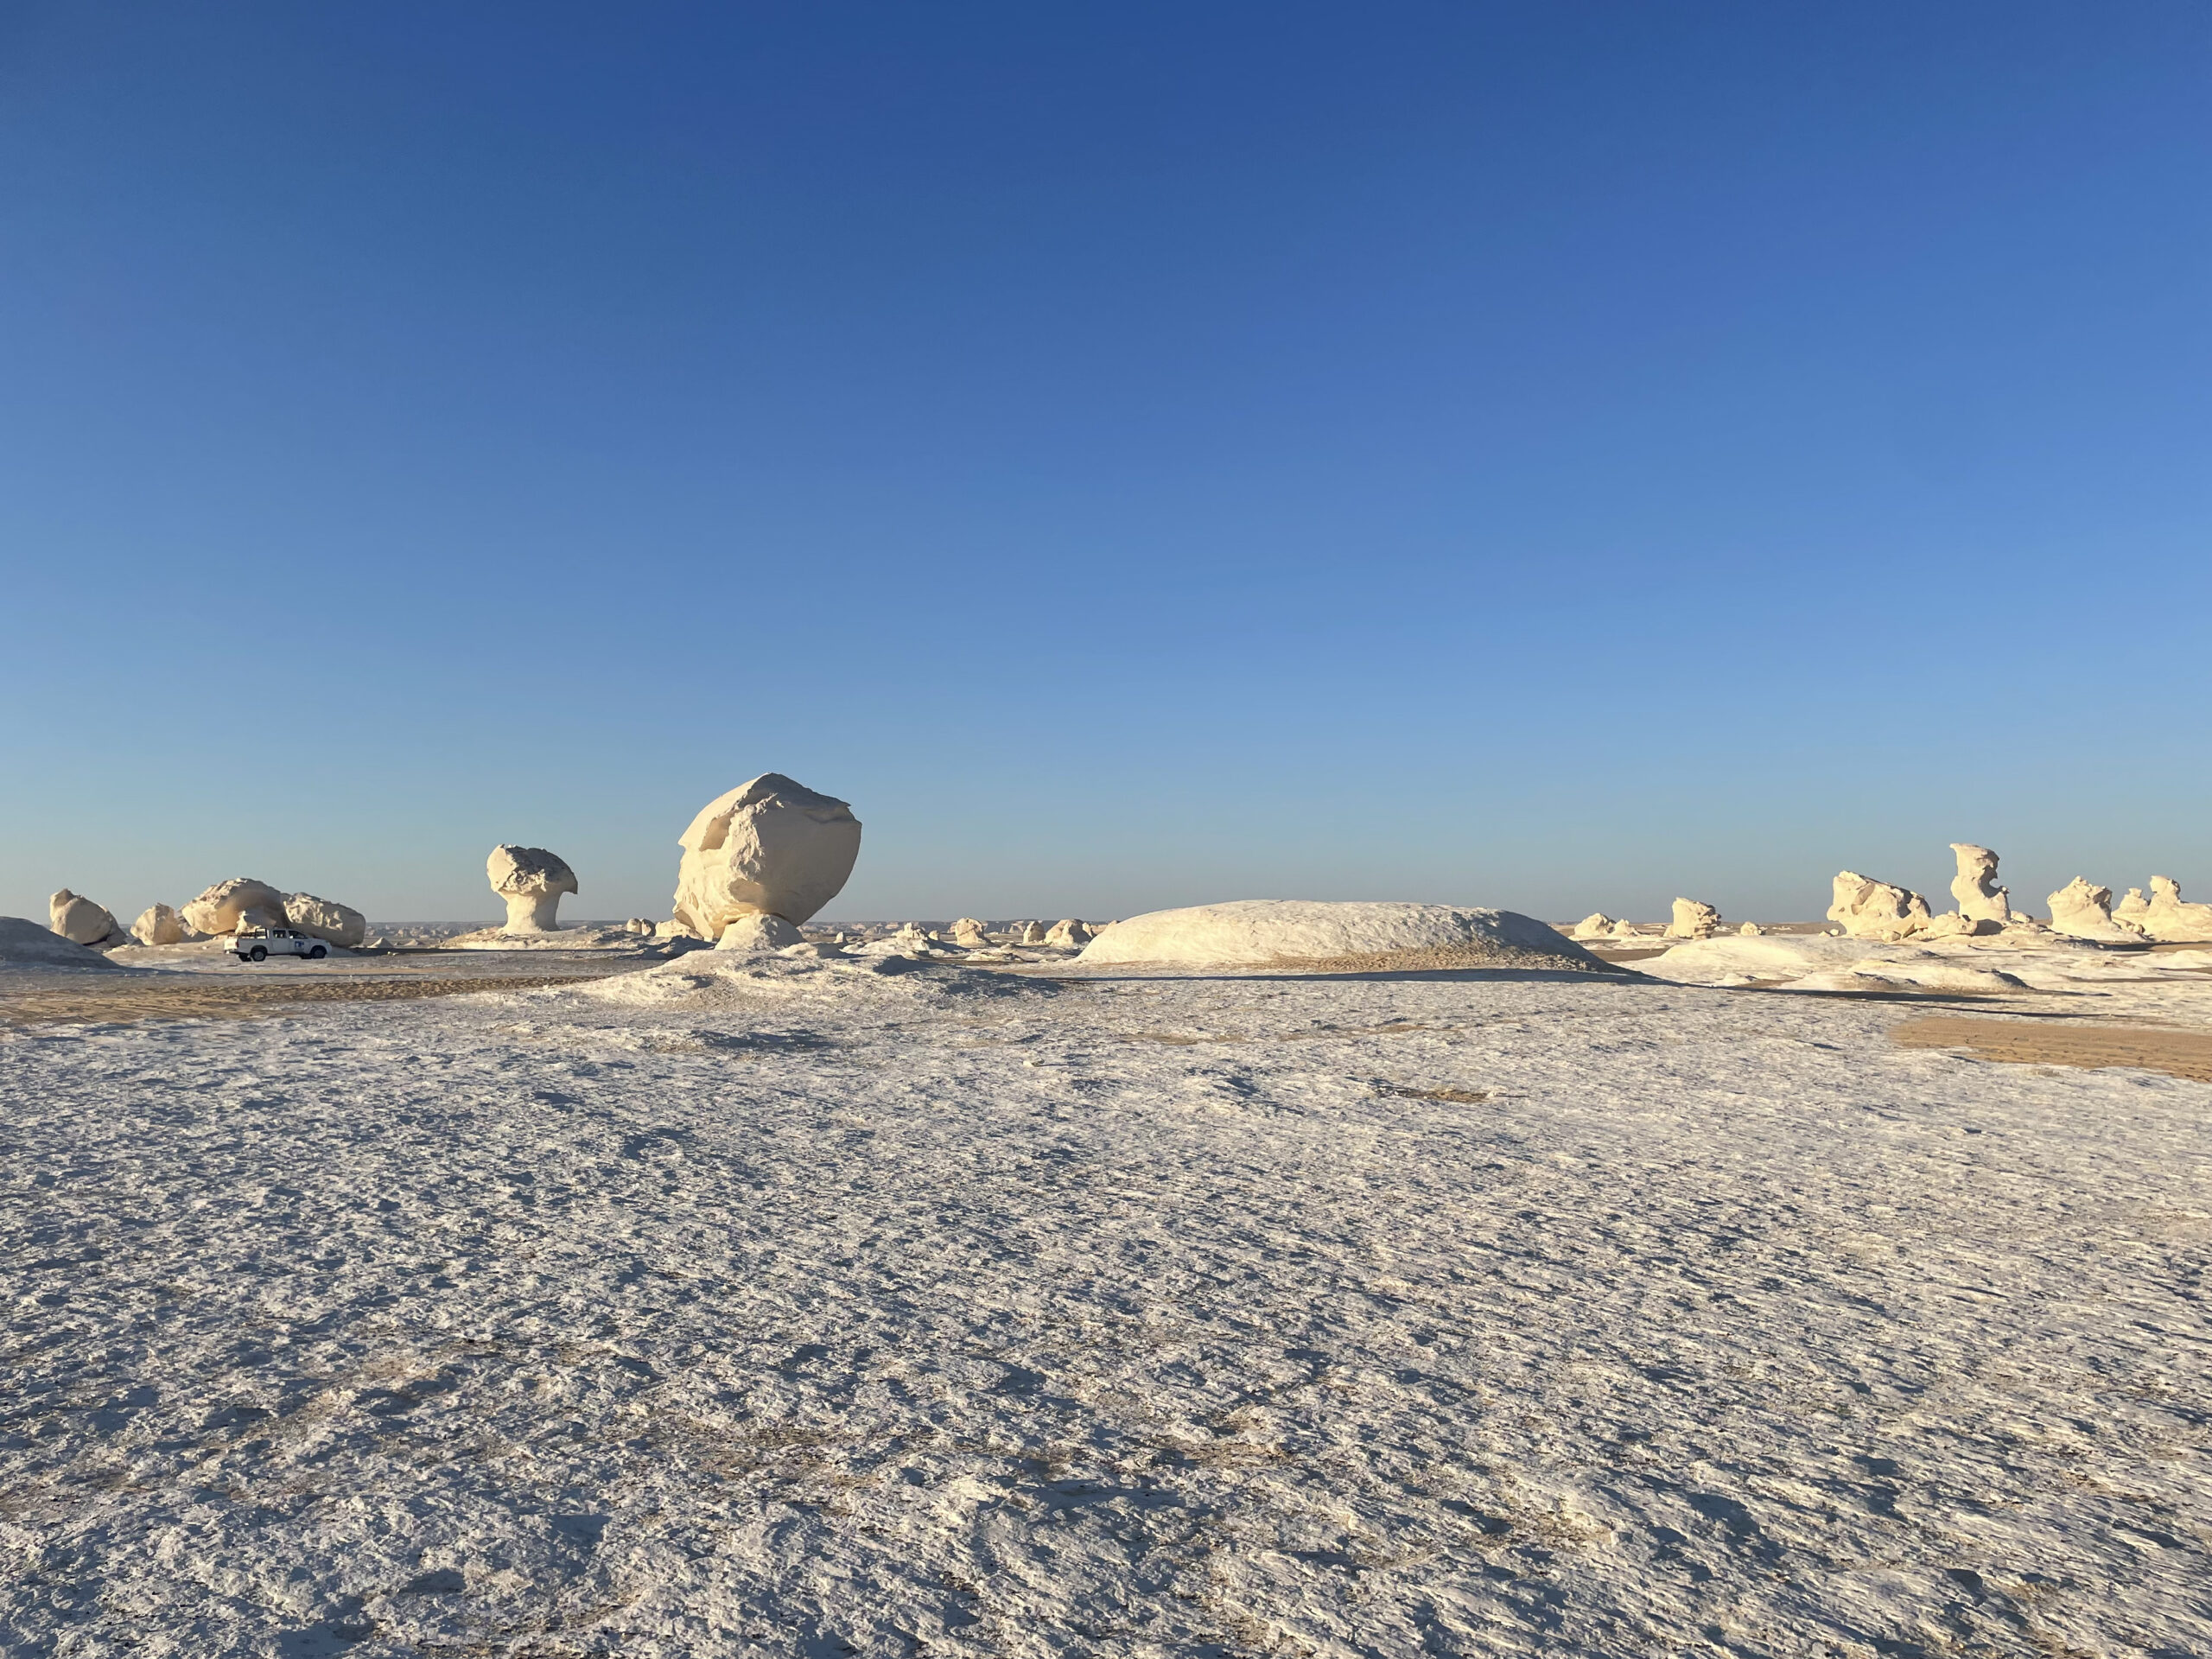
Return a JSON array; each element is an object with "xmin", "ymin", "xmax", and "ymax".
[
  {"xmin": 250, "ymin": 946, "xmax": 268, "ymax": 962},
  {"xmin": 308, "ymin": 945, "xmax": 327, "ymax": 960}
]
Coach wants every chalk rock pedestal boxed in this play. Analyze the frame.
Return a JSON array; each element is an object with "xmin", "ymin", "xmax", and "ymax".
[
  {"xmin": 671, "ymin": 773, "xmax": 861, "ymax": 944},
  {"xmin": 1666, "ymin": 899, "xmax": 1721, "ymax": 939},
  {"xmin": 1827, "ymin": 872, "xmax": 1933, "ymax": 941},
  {"xmin": 184, "ymin": 879, "xmax": 289, "ymax": 937},
  {"xmin": 1948, "ymin": 843, "xmax": 2013, "ymax": 925},
  {"xmin": 488, "ymin": 847, "xmax": 578, "ymax": 934},
  {"xmin": 714, "ymin": 913, "xmax": 804, "ymax": 955},
  {"xmin": 49, "ymin": 890, "xmax": 122, "ymax": 946}
]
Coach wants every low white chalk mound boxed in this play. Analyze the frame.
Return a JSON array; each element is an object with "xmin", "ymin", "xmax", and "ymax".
[
  {"xmin": 1, "ymin": 917, "xmax": 127, "ymax": 970},
  {"xmin": 1077, "ymin": 900, "xmax": 1615, "ymax": 972}
]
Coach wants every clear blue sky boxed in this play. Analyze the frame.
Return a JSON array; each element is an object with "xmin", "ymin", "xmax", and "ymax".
[{"xmin": 4, "ymin": 2, "xmax": 2206, "ymax": 925}]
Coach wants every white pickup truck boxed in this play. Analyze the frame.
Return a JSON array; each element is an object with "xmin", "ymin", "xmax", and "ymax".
[{"xmin": 232, "ymin": 927, "xmax": 330, "ymax": 963}]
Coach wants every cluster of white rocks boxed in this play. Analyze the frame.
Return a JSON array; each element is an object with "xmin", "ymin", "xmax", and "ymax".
[
  {"xmin": 1825, "ymin": 843, "xmax": 2212, "ymax": 944},
  {"xmin": 41, "ymin": 878, "xmax": 367, "ymax": 952}
]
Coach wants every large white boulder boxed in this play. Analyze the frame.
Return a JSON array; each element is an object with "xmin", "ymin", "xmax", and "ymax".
[
  {"xmin": 2139, "ymin": 875, "xmax": 2212, "ymax": 942},
  {"xmin": 2, "ymin": 916, "xmax": 125, "ymax": 969},
  {"xmin": 671, "ymin": 773, "xmax": 861, "ymax": 941},
  {"xmin": 487, "ymin": 846, "xmax": 577, "ymax": 934},
  {"xmin": 130, "ymin": 904, "xmax": 188, "ymax": 946},
  {"xmin": 1827, "ymin": 872, "xmax": 1932, "ymax": 941},
  {"xmin": 2046, "ymin": 878, "xmax": 2140, "ymax": 942},
  {"xmin": 714, "ymin": 912, "xmax": 804, "ymax": 955},
  {"xmin": 284, "ymin": 892, "xmax": 367, "ymax": 949},
  {"xmin": 950, "ymin": 918, "xmax": 990, "ymax": 947},
  {"xmin": 1570, "ymin": 912, "xmax": 1616, "ymax": 940},
  {"xmin": 1045, "ymin": 918, "xmax": 1093, "ymax": 948},
  {"xmin": 1665, "ymin": 899, "xmax": 1721, "ymax": 939},
  {"xmin": 1077, "ymin": 899, "xmax": 1615, "ymax": 972},
  {"xmin": 183, "ymin": 878, "xmax": 289, "ymax": 937},
  {"xmin": 48, "ymin": 890, "xmax": 122, "ymax": 947},
  {"xmin": 1948, "ymin": 843, "xmax": 2012, "ymax": 925}
]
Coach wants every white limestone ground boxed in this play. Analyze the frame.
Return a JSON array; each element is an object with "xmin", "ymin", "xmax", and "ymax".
[{"xmin": 2, "ymin": 952, "xmax": 2209, "ymax": 1657}]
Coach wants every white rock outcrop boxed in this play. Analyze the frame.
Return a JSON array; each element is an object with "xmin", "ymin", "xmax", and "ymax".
[
  {"xmin": 1738, "ymin": 921, "xmax": 1765, "ymax": 937},
  {"xmin": 950, "ymin": 918, "xmax": 990, "ymax": 947},
  {"xmin": 1948, "ymin": 843, "xmax": 2012, "ymax": 925},
  {"xmin": 1077, "ymin": 900, "xmax": 1616, "ymax": 973},
  {"xmin": 1045, "ymin": 918, "xmax": 1093, "ymax": 948},
  {"xmin": 183, "ymin": 878, "xmax": 289, "ymax": 937},
  {"xmin": 487, "ymin": 846, "xmax": 578, "ymax": 934},
  {"xmin": 283, "ymin": 892, "xmax": 367, "ymax": 949},
  {"xmin": 1570, "ymin": 912, "xmax": 1615, "ymax": 940},
  {"xmin": 2046, "ymin": 878, "xmax": 2140, "ymax": 942},
  {"xmin": 2114, "ymin": 888, "xmax": 2152, "ymax": 930},
  {"xmin": 1919, "ymin": 912, "xmax": 1998, "ymax": 940},
  {"xmin": 1609, "ymin": 918, "xmax": 1641, "ymax": 938},
  {"xmin": 49, "ymin": 890, "xmax": 123, "ymax": 946},
  {"xmin": 2140, "ymin": 875, "xmax": 2212, "ymax": 942},
  {"xmin": 1827, "ymin": 872, "xmax": 1933, "ymax": 941},
  {"xmin": 1018, "ymin": 921, "xmax": 1049, "ymax": 945},
  {"xmin": 671, "ymin": 774, "xmax": 861, "ymax": 943},
  {"xmin": 130, "ymin": 905, "xmax": 188, "ymax": 947},
  {"xmin": 1665, "ymin": 899, "xmax": 1721, "ymax": 939}
]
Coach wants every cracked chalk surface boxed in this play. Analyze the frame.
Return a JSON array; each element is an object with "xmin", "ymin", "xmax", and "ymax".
[{"xmin": 2, "ymin": 956, "xmax": 2207, "ymax": 1656}]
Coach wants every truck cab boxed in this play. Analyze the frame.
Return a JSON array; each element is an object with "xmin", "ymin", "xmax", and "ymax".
[{"xmin": 233, "ymin": 927, "xmax": 328, "ymax": 962}]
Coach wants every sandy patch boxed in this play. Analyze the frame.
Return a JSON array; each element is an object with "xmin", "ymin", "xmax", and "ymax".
[
  {"xmin": 1893, "ymin": 1014, "xmax": 2212, "ymax": 1081},
  {"xmin": 0, "ymin": 967, "xmax": 632, "ymax": 1027}
]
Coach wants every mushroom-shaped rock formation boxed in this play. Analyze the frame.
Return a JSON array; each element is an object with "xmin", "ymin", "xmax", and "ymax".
[
  {"xmin": 49, "ymin": 890, "xmax": 122, "ymax": 946},
  {"xmin": 130, "ymin": 904, "xmax": 188, "ymax": 946},
  {"xmin": 1045, "ymin": 918, "xmax": 1093, "ymax": 948},
  {"xmin": 2140, "ymin": 875, "xmax": 2212, "ymax": 942},
  {"xmin": 1665, "ymin": 899, "xmax": 1721, "ymax": 939},
  {"xmin": 284, "ymin": 892, "xmax": 367, "ymax": 949},
  {"xmin": 183, "ymin": 879, "xmax": 289, "ymax": 937},
  {"xmin": 1827, "ymin": 872, "xmax": 1933, "ymax": 941},
  {"xmin": 1077, "ymin": 900, "xmax": 1618, "ymax": 973},
  {"xmin": 950, "ymin": 918, "xmax": 990, "ymax": 947},
  {"xmin": 1570, "ymin": 912, "xmax": 1616, "ymax": 940},
  {"xmin": 488, "ymin": 847, "xmax": 577, "ymax": 934},
  {"xmin": 671, "ymin": 774, "xmax": 861, "ymax": 942},
  {"xmin": 1948, "ymin": 843, "xmax": 2012, "ymax": 925}
]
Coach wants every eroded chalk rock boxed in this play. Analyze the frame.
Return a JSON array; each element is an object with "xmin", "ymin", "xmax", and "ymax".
[
  {"xmin": 1666, "ymin": 899, "xmax": 1721, "ymax": 939},
  {"xmin": 951, "ymin": 918, "xmax": 991, "ymax": 947},
  {"xmin": 1046, "ymin": 918, "xmax": 1093, "ymax": 948},
  {"xmin": 184, "ymin": 878, "xmax": 289, "ymax": 937},
  {"xmin": 49, "ymin": 890, "xmax": 122, "ymax": 946},
  {"xmin": 2114, "ymin": 888, "xmax": 2152, "ymax": 931},
  {"xmin": 1019, "ymin": 921, "xmax": 1049, "ymax": 945},
  {"xmin": 671, "ymin": 774, "xmax": 861, "ymax": 943},
  {"xmin": 1571, "ymin": 912, "xmax": 1616, "ymax": 940},
  {"xmin": 1827, "ymin": 872, "xmax": 1933, "ymax": 941},
  {"xmin": 1738, "ymin": 921, "xmax": 1765, "ymax": 937},
  {"xmin": 2141, "ymin": 875, "xmax": 2212, "ymax": 942},
  {"xmin": 283, "ymin": 893, "xmax": 367, "ymax": 949},
  {"xmin": 488, "ymin": 846, "xmax": 578, "ymax": 934},
  {"xmin": 130, "ymin": 904, "xmax": 188, "ymax": 946},
  {"xmin": 1920, "ymin": 911, "xmax": 1999, "ymax": 940},
  {"xmin": 1948, "ymin": 843, "xmax": 2012, "ymax": 925},
  {"xmin": 2047, "ymin": 878, "xmax": 2140, "ymax": 942}
]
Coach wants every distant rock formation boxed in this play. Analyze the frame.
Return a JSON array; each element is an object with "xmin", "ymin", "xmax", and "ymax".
[
  {"xmin": 1738, "ymin": 921, "xmax": 1765, "ymax": 937},
  {"xmin": 48, "ymin": 890, "xmax": 123, "ymax": 947},
  {"xmin": 1948, "ymin": 843, "xmax": 2012, "ymax": 925},
  {"xmin": 130, "ymin": 904, "xmax": 188, "ymax": 946},
  {"xmin": 2047, "ymin": 878, "xmax": 2140, "ymax": 942},
  {"xmin": 714, "ymin": 913, "xmax": 804, "ymax": 955},
  {"xmin": 284, "ymin": 892, "xmax": 367, "ymax": 949},
  {"xmin": 2114, "ymin": 887, "xmax": 2152, "ymax": 931},
  {"xmin": 671, "ymin": 773, "xmax": 861, "ymax": 944},
  {"xmin": 1018, "ymin": 921, "xmax": 1050, "ymax": 945},
  {"xmin": 950, "ymin": 918, "xmax": 990, "ymax": 947},
  {"xmin": 1045, "ymin": 918, "xmax": 1093, "ymax": 948},
  {"xmin": 488, "ymin": 846, "xmax": 577, "ymax": 934},
  {"xmin": 2140, "ymin": 875, "xmax": 2212, "ymax": 942},
  {"xmin": 1665, "ymin": 899, "xmax": 1721, "ymax": 939},
  {"xmin": 1571, "ymin": 912, "xmax": 1615, "ymax": 940},
  {"xmin": 1827, "ymin": 872, "xmax": 1933, "ymax": 941},
  {"xmin": 184, "ymin": 878, "xmax": 289, "ymax": 937}
]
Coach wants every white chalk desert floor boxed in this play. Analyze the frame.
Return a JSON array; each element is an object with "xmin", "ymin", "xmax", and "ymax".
[{"xmin": 3, "ymin": 949, "xmax": 2208, "ymax": 1656}]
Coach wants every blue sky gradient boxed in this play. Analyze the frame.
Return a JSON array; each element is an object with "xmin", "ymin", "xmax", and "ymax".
[{"xmin": 3, "ymin": 2, "xmax": 2206, "ymax": 925}]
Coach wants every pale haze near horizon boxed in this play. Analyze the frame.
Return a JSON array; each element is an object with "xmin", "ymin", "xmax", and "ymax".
[{"xmin": 3, "ymin": 3, "xmax": 2206, "ymax": 931}]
